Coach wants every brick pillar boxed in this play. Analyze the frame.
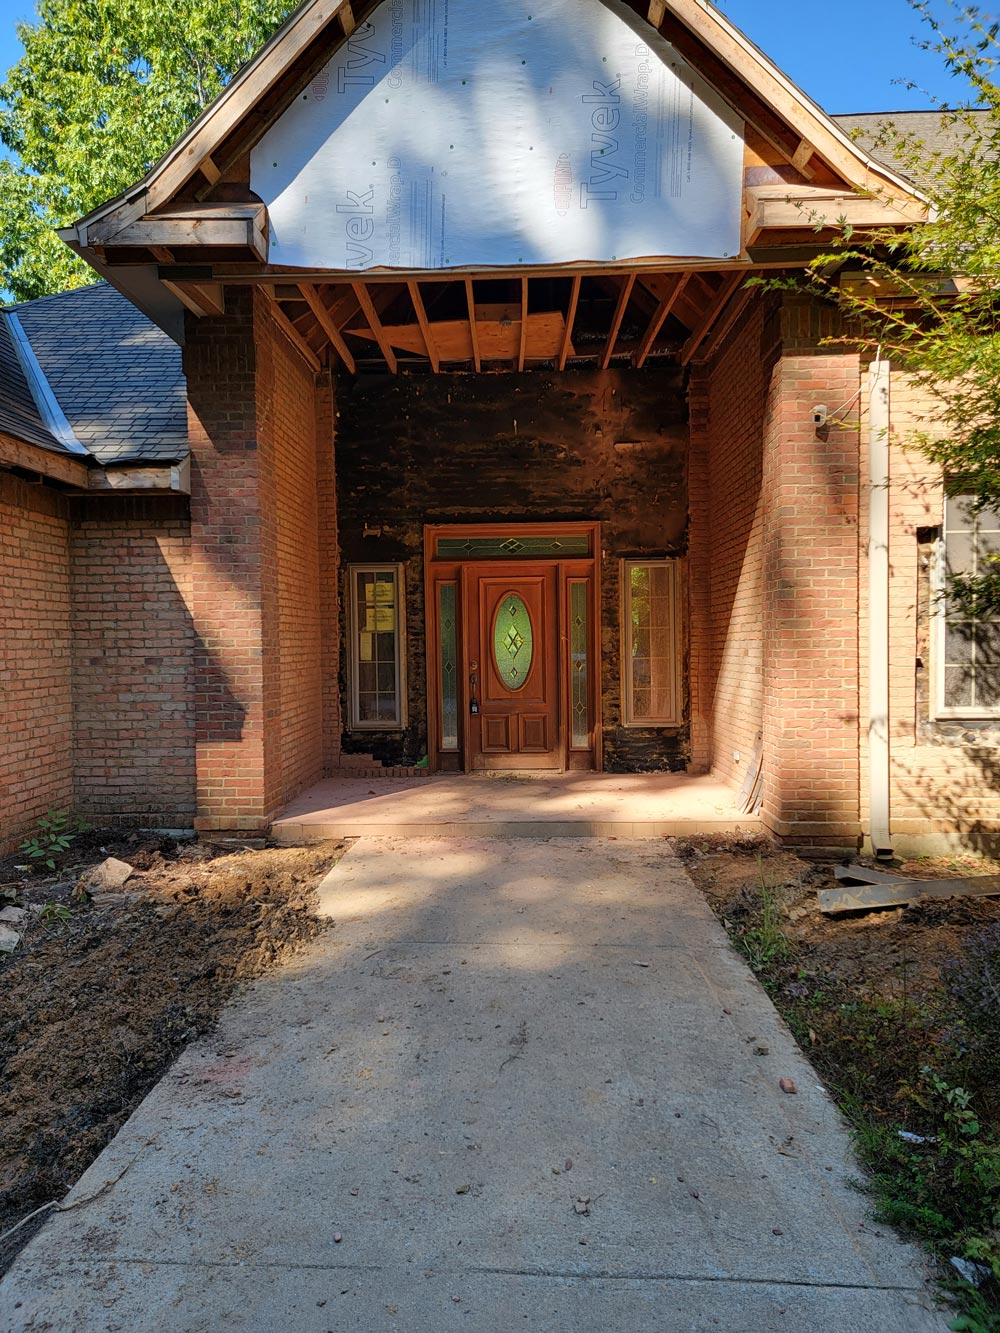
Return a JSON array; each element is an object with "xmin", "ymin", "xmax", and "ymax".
[
  {"xmin": 759, "ymin": 297, "xmax": 863, "ymax": 847},
  {"xmin": 184, "ymin": 287, "xmax": 280, "ymax": 831},
  {"xmin": 316, "ymin": 369, "xmax": 342, "ymax": 775},
  {"xmin": 686, "ymin": 366, "xmax": 712, "ymax": 773}
]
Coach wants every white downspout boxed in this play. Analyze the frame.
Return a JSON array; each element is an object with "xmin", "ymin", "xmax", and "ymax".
[{"xmin": 868, "ymin": 355, "xmax": 892, "ymax": 857}]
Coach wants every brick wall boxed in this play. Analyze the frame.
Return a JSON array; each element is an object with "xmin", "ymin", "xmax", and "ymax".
[
  {"xmin": 688, "ymin": 295, "xmax": 769, "ymax": 790},
  {"xmin": 254, "ymin": 299, "xmax": 325, "ymax": 809},
  {"xmin": 760, "ymin": 300, "xmax": 863, "ymax": 846},
  {"xmin": 878, "ymin": 367, "xmax": 1000, "ymax": 850},
  {"xmin": 0, "ymin": 473, "xmax": 73, "ymax": 848},
  {"xmin": 690, "ymin": 293, "xmax": 864, "ymax": 847},
  {"xmin": 69, "ymin": 498, "xmax": 195, "ymax": 827},
  {"xmin": 183, "ymin": 288, "xmax": 331, "ymax": 831},
  {"xmin": 316, "ymin": 369, "xmax": 342, "ymax": 772}
]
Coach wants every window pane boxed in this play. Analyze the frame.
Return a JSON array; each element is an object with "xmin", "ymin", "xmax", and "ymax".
[
  {"xmin": 570, "ymin": 581, "xmax": 589, "ymax": 748},
  {"xmin": 439, "ymin": 584, "xmax": 459, "ymax": 751},
  {"xmin": 945, "ymin": 623, "xmax": 974, "ymax": 665},
  {"xmin": 976, "ymin": 668, "xmax": 1000, "ymax": 708},
  {"xmin": 940, "ymin": 497, "xmax": 1000, "ymax": 714},
  {"xmin": 945, "ymin": 665, "xmax": 974, "ymax": 709},
  {"xmin": 627, "ymin": 562, "xmax": 678, "ymax": 724},
  {"xmin": 353, "ymin": 568, "xmax": 400, "ymax": 727},
  {"xmin": 946, "ymin": 495, "xmax": 976, "ymax": 532}
]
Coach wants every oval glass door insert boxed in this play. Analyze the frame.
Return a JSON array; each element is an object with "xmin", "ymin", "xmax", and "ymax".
[{"xmin": 494, "ymin": 594, "xmax": 533, "ymax": 690}]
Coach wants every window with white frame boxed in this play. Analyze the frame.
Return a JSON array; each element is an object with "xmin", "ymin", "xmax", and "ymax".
[
  {"xmin": 621, "ymin": 559, "xmax": 682, "ymax": 727},
  {"xmin": 935, "ymin": 495, "xmax": 1000, "ymax": 718},
  {"xmin": 348, "ymin": 564, "xmax": 406, "ymax": 729}
]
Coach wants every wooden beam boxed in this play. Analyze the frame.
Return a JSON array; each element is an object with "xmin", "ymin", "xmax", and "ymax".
[
  {"xmin": 211, "ymin": 256, "xmax": 771, "ymax": 285},
  {"xmin": 601, "ymin": 273, "xmax": 636, "ymax": 369},
  {"xmin": 791, "ymin": 139, "xmax": 816, "ymax": 181},
  {"xmin": 339, "ymin": 0, "xmax": 356, "ymax": 34},
  {"xmin": 266, "ymin": 290, "xmax": 323, "ymax": 372},
  {"xmin": 634, "ymin": 274, "xmax": 689, "ymax": 368},
  {"xmin": 352, "ymin": 281, "xmax": 398, "ymax": 373},
  {"xmin": 143, "ymin": 0, "xmax": 359, "ymax": 211},
  {"xmin": 465, "ymin": 279, "xmax": 481, "ymax": 371},
  {"xmin": 149, "ymin": 247, "xmax": 174, "ymax": 264},
  {"xmin": 517, "ymin": 277, "xmax": 529, "ymax": 371},
  {"xmin": 407, "ymin": 281, "xmax": 440, "ymax": 372},
  {"xmin": 647, "ymin": 0, "xmax": 666, "ymax": 27},
  {"xmin": 300, "ymin": 284, "xmax": 357, "ymax": 373},
  {"xmin": 0, "ymin": 432, "xmax": 90, "ymax": 489},
  {"xmin": 161, "ymin": 279, "xmax": 226, "ymax": 317},
  {"xmin": 88, "ymin": 457, "xmax": 191, "ymax": 494},
  {"xmin": 692, "ymin": 283, "xmax": 754, "ymax": 365},
  {"xmin": 744, "ymin": 185, "xmax": 923, "ymax": 247},
  {"xmin": 89, "ymin": 203, "xmax": 268, "ymax": 259},
  {"xmin": 558, "ymin": 276, "xmax": 582, "ymax": 372},
  {"xmin": 656, "ymin": 0, "xmax": 927, "ymax": 194},
  {"xmin": 200, "ymin": 155, "xmax": 222, "ymax": 185},
  {"xmin": 680, "ymin": 273, "xmax": 744, "ymax": 366}
]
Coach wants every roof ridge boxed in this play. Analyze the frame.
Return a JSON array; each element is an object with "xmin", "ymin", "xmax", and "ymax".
[{"xmin": 8, "ymin": 280, "xmax": 109, "ymax": 312}]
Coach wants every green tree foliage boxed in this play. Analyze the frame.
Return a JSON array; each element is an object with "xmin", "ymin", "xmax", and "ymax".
[
  {"xmin": 0, "ymin": 0, "xmax": 298, "ymax": 300},
  {"xmin": 802, "ymin": 4, "xmax": 1000, "ymax": 613}
]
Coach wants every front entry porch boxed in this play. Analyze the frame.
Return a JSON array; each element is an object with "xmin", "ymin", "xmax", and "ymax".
[{"xmin": 270, "ymin": 770, "xmax": 760, "ymax": 842}]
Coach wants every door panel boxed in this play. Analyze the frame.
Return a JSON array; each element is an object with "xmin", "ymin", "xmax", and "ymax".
[{"xmin": 468, "ymin": 567, "xmax": 560, "ymax": 769}]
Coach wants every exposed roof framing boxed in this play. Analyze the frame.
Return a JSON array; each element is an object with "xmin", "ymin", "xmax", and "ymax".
[{"xmin": 259, "ymin": 267, "xmax": 745, "ymax": 375}]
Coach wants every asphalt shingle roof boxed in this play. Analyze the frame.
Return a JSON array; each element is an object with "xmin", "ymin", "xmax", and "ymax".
[
  {"xmin": 834, "ymin": 109, "xmax": 991, "ymax": 189},
  {"xmin": 12, "ymin": 282, "xmax": 188, "ymax": 465},
  {"xmin": 0, "ymin": 311, "xmax": 67, "ymax": 455}
]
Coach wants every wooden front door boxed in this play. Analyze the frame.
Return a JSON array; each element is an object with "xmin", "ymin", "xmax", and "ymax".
[{"xmin": 467, "ymin": 566, "xmax": 560, "ymax": 769}]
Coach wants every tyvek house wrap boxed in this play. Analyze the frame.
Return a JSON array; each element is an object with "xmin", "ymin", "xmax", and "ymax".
[{"xmin": 250, "ymin": 0, "xmax": 746, "ymax": 271}]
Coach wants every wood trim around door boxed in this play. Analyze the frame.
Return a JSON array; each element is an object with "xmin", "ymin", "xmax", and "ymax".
[{"xmin": 424, "ymin": 522, "xmax": 601, "ymax": 774}]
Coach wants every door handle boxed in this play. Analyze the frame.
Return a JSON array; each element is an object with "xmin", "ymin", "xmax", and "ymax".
[{"xmin": 470, "ymin": 662, "xmax": 479, "ymax": 714}]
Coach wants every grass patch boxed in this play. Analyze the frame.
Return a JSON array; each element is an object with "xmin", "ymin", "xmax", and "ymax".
[{"xmin": 718, "ymin": 864, "xmax": 1000, "ymax": 1331}]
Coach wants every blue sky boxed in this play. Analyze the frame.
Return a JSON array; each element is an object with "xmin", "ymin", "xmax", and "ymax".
[
  {"xmin": 0, "ymin": 0, "xmax": 988, "ymax": 117},
  {"xmin": 0, "ymin": 0, "xmax": 989, "ymax": 111}
]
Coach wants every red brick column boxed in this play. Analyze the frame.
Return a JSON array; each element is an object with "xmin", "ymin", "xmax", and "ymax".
[
  {"xmin": 316, "ymin": 369, "xmax": 342, "ymax": 774},
  {"xmin": 184, "ymin": 288, "xmax": 277, "ymax": 831},
  {"xmin": 686, "ymin": 367, "xmax": 712, "ymax": 773},
  {"xmin": 759, "ymin": 298, "xmax": 863, "ymax": 847}
]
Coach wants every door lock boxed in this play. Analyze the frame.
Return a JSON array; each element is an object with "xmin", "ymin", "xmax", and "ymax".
[{"xmin": 470, "ymin": 662, "xmax": 479, "ymax": 714}]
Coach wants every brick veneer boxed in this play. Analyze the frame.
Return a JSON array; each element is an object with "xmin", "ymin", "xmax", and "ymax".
[
  {"xmin": 183, "ymin": 287, "xmax": 329, "ymax": 832},
  {"xmin": 688, "ymin": 295, "xmax": 770, "ymax": 790},
  {"xmin": 0, "ymin": 474, "xmax": 74, "ymax": 844},
  {"xmin": 759, "ymin": 302, "xmax": 863, "ymax": 846},
  {"xmin": 69, "ymin": 498, "xmax": 195, "ymax": 827},
  {"xmin": 690, "ymin": 293, "xmax": 864, "ymax": 848}
]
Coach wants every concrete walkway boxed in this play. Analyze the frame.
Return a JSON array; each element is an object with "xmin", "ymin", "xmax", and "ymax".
[{"xmin": 0, "ymin": 839, "xmax": 946, "ymax": 1331}]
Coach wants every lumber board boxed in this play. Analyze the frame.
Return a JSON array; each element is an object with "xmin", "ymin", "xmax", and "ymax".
[
  {"xmin": 0, "ymin": 433, "xmax": 90, "ymax": 488},
  {"xmin": 143, "ymin": 0, "xmax": 356, "ymax": 211},
  {"xmin": 819, "ymin": 864, "xmax": 1000, "ymax": 914}
]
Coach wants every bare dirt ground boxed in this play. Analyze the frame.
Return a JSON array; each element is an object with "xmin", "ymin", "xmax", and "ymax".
[
  {"xmin": 0, "ymin": 829, "xmax": 345, "ymax": 1273},
  {"xmin": 677, "ymin": 837, "xmax": 1000, "ymax": 997}
]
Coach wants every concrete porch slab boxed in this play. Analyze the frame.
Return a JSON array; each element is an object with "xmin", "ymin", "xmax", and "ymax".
[{"xmin": 271, "ymin": 771, "xmax": 760, "ymax": 842}]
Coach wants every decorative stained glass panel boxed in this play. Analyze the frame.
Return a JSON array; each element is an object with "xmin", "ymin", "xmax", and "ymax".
[
  {"xmin": 439, "ymin": 583, "xmax": 459, "ymax": 750},
  {"xmin": 570, "ymin": 581, "xmax": 589, "ymax": 747},
  {"xmin": 493, "ymin": 595, "xmax": 533, "ymax": 690},
  {"xmin": 436, "ymin": 535, "xmax": 590, "ymax": 560}
]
